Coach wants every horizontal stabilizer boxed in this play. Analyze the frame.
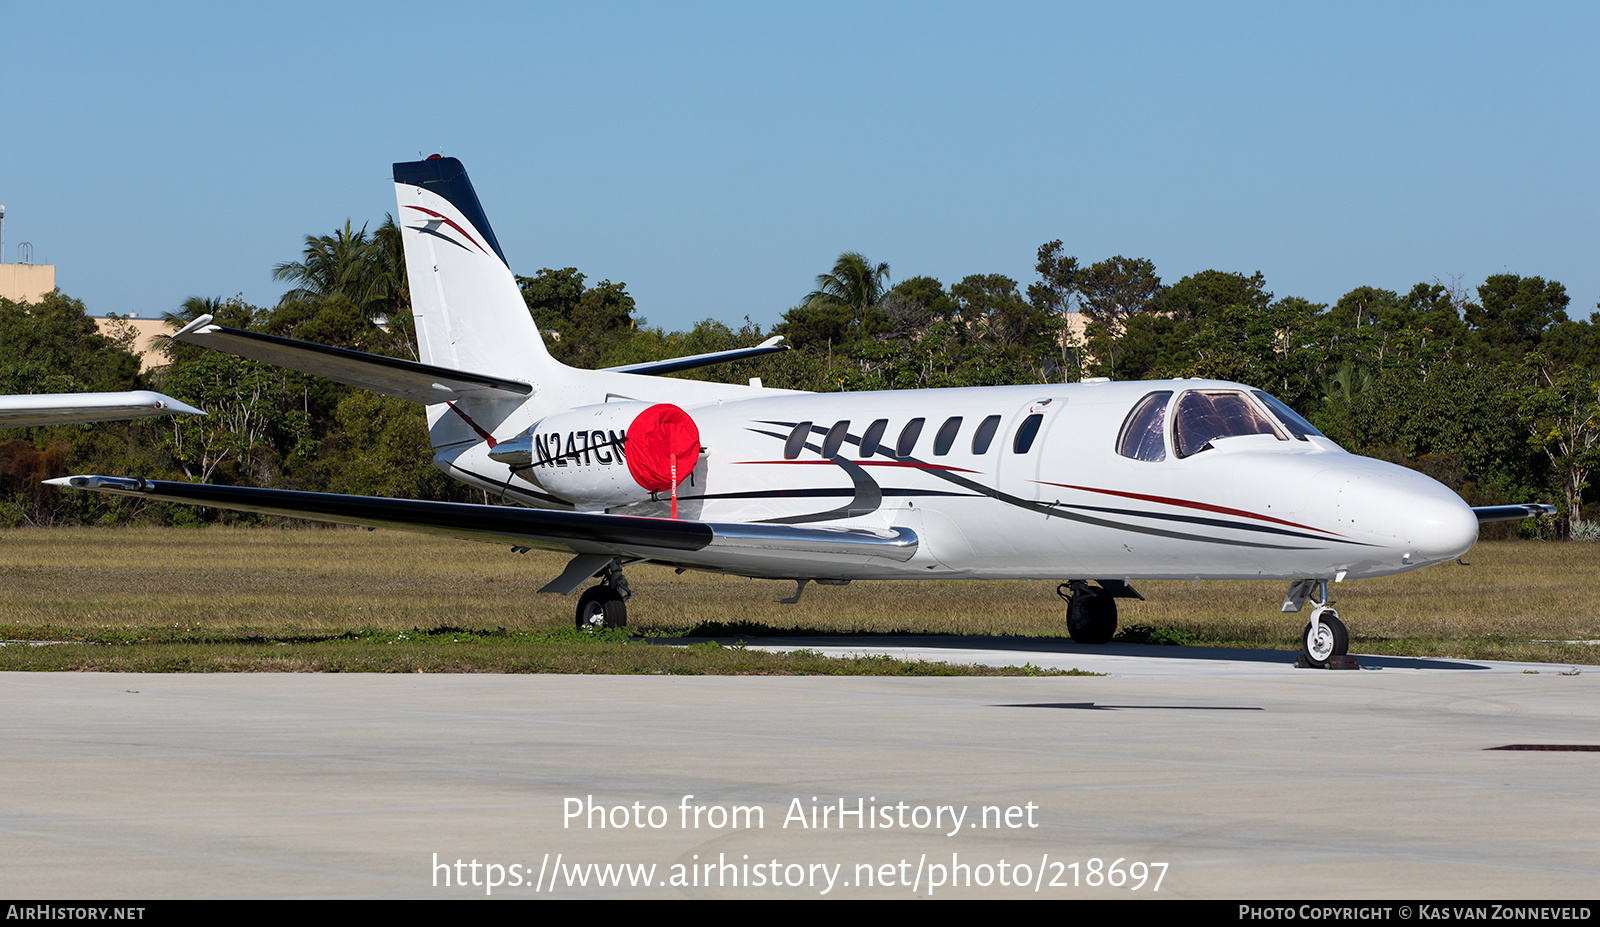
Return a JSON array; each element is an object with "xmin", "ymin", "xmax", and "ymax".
[
  {"xmin": 46, "ymin": 476, "xmax": 919, "ymax": 580},
  {"xmin": 0, "ymin": 390, "xmax": 205, "ymax": 428},
  {"xmin": 1472, "ymin": 504, "xmax": 1557, "ymax": 524},
  {"xmin": 602, "ymin": 337, "xmax": 789, "ymax": 376},
  {"xmin": 171, "ymin": 315, "xmax": 532, "ymax": 403}
]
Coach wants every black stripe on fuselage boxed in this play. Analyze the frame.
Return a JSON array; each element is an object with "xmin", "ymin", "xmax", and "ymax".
[
  {"xmin": 448, "ymin": 463, "xmax": 574, "ymax": 509},
  {"xmin": 1043, "ymin": 501, "xmax": 1372, "ymax": 546},
  {"xmin": 688, "ymin": 488, "xmax": 972, "ymax": 502},
  {"xmin": 744, "ymin": 420, "xmax": 1345, "ymax": 551}
]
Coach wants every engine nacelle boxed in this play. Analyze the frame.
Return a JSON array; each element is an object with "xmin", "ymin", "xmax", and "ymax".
[{"xmin": 489, "ymin": 402, "xmax": 701, "ymax": 507}]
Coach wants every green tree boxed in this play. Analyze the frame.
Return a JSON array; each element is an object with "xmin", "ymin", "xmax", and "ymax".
[
  {"xmin": 273, "ymin": 221, "xmax": 378, "ymax": 308},
  {"xmin": 1469, "ymin": 275, "xmax": 1570, "ymax": 363},
  {"xmin": 950, "ymin": 273, "xmax": 1061, "ymax": 382},
  {"xmin": 806, "ymin": 252, "xmax": 891, "ymax": 327},
  {"xmin": 778, "ymin": 253, "xmax": 891, "ymax": 352},
  {"xmin": 517, "ymin": 268, "xmax": 638, "ymax": 368},
  {"xmin": 1186, "ymin": 296, "xmax": 1326, "ymax": 403},
  {"xmin": 0, "ymin": 291, "xmax": 141, "ymax": 397},
  {"xmin": 1027, "ymin": 240, "xmax": 1082, "ymax": 373},
  {"xmin": 1156, "ymin": 269, "xmax": 1271, "ymax": 319},
  {"xmin": 158, "ymin": 349, "xmax": 310, "ymax": 487},
  {"xmin": 163, "ymin": 295, "xmax": 256, "ymax": 332},
  {"xmin": 269, "ymin": 218, "xmax": 414, "ymax": 359},
  {"xmin": 1513, "ymin": 354, "xmax": 1600, "ymax": 532},
  {"xmin": 1077, "ymin": 256, "xmax": 1161, "ymax": 374},
  {"xmin": 312, "ymin": 390, "xmax": 466, "ymax": 501}
]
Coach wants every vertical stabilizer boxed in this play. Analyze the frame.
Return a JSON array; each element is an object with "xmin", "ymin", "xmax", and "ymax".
[{"xmin": 392, "ymin": 157, "xmax": 550, "ymax": 379}]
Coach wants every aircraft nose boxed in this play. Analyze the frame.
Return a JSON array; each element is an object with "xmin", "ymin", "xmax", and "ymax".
[
  {"xmin": 1333, "ymin": 462, "xmax": 1478, "ymax": 566},
  {"xmin": 1410, "ymin": 490, "xmax": 1479, "ymax": 563}
]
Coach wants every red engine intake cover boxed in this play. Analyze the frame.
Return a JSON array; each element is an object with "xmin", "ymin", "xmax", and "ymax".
[{"xmin": 624, "ymin": 404, "xmax": 701, "ymax": 492}]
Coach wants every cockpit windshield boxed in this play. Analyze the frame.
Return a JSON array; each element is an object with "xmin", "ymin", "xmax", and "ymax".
[
  {"xmin": 1173, "ymin": 390, "xmax": 1285, "ymax": 458},
  {"xmin": 1251, "ymin": 390, "xmax": 1326, "ymax": 441}
]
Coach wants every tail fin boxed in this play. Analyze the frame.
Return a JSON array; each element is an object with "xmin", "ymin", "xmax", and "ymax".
[{"xmin": 393, "ymin": 157, "xmax": 551, "ymax": 379}]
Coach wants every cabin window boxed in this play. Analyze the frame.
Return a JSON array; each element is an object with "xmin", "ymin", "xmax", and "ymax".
[
  {"xmin": 971, "ymin": 415, "xmax": 1001, "ymax": 454},
  {"xmin": 896, "ymin": 418, "xmax": 925, "ymax": 457},
  {"xmin": 785, "ymin": 421, "xmax": 813, "ymax": 459},
  {"xmin": 1116, "ymin": 391, "xmax": 1172, "ymax": 462},
  {"xmin": 1012, "ymin": 413, "xmax": 1044, "ymax": 453},
  {"xmin": 1252, "ymin": 391, "xmax": 1325, "ymax": 441},
  {"xmin": 860, "ymin": 419, "xmax": 888, "ymax": 457},
  {"xmin": 933, "ymin": 416, "xmax": 962, "ymax": 456},
  {"xmin": 822, "ymin": 420, "xmax": 850, "ymax": 458},
  {"xmin": 1173, "ymin": 391, "xmax": 1284, "ymax": 458}
]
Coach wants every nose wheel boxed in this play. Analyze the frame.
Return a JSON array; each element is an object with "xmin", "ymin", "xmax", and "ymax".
[
  {"xmin": 1301, "ymin": 605, "xmax": 1348, "ymax": 668},
  {"xmin": 1284, "ymin": 580, "xmax": 1357, "ymax": 668}
]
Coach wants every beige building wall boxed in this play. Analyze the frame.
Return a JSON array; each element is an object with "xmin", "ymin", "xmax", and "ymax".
[
  {"xmin": 92, "ymin": 317, "xmax": 172, "ymax": 372},
  {"xmin": 0, "ymin": 264, "xmax": 57, "ymax": 303}
]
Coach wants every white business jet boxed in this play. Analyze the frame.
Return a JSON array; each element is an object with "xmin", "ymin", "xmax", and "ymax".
[{"xmin": 48, "ymin": 157, "xmax": 1552, "ymax": 667}]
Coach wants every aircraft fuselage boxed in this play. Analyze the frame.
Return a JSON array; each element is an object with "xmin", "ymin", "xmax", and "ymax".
[{"xmin": 437, "ymin": 377, "xmax": 1479, "ymax": 585}]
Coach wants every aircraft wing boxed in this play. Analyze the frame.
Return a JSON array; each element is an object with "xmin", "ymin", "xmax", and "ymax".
[
  {"xmin": 170, "ymin": 314, "xmax": 532, "ymax": 403},
  {"xmin": 1472, "ymin": 504, "xmax": 1558, "ymax": 523},
  {"xmin": 46, "ymin": 476, "xmax": 918, "ymax": 587},
  {"xmin": 602, "ymin": 337, "xmax": 790, "ymax": 376},
  {"xmin": 0, "ymin": 391, "xmax": 205, "ymax": 428}
]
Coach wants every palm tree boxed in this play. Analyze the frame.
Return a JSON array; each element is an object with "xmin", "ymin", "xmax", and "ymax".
[
  {"xmin": 272, "ymin": 220, "xmax": 380, "ymax": 309},
  {"xmin": 805, "ymin": 252, "xmax": 891, "ymax": 327},
  {"xmin": 163, "ymin": 295, "xmax": 254, "ymax": 333},
  {"xmin": 368, "ymin": 215, "xmax": 409, "ymax": 322}
]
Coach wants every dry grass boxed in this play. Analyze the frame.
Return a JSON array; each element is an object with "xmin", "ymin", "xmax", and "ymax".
[{"xmin": 1, "ymin": 526, "xmax": 1597, "ymax": 666}]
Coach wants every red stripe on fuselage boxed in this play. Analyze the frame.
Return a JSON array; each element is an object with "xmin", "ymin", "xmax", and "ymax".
[
  {"xmin": 736, "ymin": 460, "xmax": 980, "ymax": 473},
  {"xmin": 1034, "ymin": 480, "xmax": 1343, "ymax": 536}
]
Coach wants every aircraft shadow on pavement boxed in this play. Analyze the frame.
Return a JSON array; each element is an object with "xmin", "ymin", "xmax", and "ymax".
[{"xmin": 682, "ymin": 634, "xmax": 1492, "ymax": 671}]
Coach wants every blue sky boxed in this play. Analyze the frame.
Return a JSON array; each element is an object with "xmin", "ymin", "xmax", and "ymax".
[{"xmin": 4, "ymin": 1, "xmax": 1595, "ymax": 331}]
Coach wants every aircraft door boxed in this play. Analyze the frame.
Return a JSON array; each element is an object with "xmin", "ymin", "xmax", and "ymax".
[{"xmin": 995, "ymin": 397, "xmax": 1069, "ymax": 502}]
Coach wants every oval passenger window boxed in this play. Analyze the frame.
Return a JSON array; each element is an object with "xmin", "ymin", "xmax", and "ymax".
[
  {"xmin": 859, "ymin": 419, "xmax": 888, "ymax": 457},
  {"xmin": 933, "ymin": 417, "xmax": 962, "ymax": 456},
  {"xmin": 971, "ymin": 415, "xmax": 1001, "ymax": 454},
  {"xmin": 1012, "ymin": 414, "xmax": 1043, "ymax": 453},
  {"xmin": 896, "ymin": 418, "xmax": 925, "ymax": 457},
  {"xmin": 822, "ymin": 420, "xmax": 849, "ymax": 458},
  {"xmin": 785, "ymin": 421, "xmax": 813, "ymax": 459}
]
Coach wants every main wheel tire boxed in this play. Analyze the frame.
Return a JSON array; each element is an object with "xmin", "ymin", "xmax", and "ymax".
[
  {"xmin": 576, "ymin": 585, "xmax": 628, "ymax": 631},
  {"xmin": 1301, "ymin": 609, "xmax": 1348, "ymax": 667},
  {"xmin": 1067, "ymin": 590, "xmax": 1117, "ymax": 645}
]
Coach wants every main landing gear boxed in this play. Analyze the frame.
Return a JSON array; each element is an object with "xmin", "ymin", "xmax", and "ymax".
[
  {"xmin": 576, "ymin": 561, "xmax": 632, "ymax": 631},
  {"xmin": 1058, "ymin": 580, "xmax": 1144, "ymax": 645},
  {"xmin": 1283, "ymin": 579, "xmax": 1354, "ymax": 669}
]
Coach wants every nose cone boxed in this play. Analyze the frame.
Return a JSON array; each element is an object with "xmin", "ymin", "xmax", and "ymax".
[
  {"xmin": 1409, "ymin": 487, "xmax": 1480, "ymax": 563},
  {"xmin": 1332, "ymin": 459, "xmax": 1478, "ymax": 569}
]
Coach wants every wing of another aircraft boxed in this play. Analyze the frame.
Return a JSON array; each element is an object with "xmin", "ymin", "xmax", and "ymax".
[
  {"xmin": 171, "ymin": 314, "xmax": 532, "ymax": 403},
  {"xmin": 601, "ymin": 337, "xmax": 790, "ymax": 376},
  {"xmin": 0, "ymin": 391, "xmax": 205, "ymax": 428},
  {"xmin": 174, "ymin": 314, "xmax": 789, "ymax": 400},
  {"xmin": 46, "ymin": 475, "xmax": 919, "ymax": 589},
  {"xmin": 1472, "ymin": 504, "xmax": 1558, "ymax": 523}
]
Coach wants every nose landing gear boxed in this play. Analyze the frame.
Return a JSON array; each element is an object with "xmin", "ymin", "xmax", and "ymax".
[
  {"xmin": 1284, "ymin": 579, "xmax": 1356, "ymax": 669},
  {"xmin": 1302, "ymin": 605, "xmax": 1348, "ymax": 668}
]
